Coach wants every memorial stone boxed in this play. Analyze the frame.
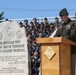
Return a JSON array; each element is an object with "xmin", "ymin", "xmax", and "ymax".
[{"xmin": 0, "ymin": 21, "xmax": 30, "ymax": 75}]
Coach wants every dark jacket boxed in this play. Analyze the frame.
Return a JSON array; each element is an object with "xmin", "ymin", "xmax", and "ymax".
[{"xmin": 55, "ymin": 18, "xmax": 76, "ymax": 54}]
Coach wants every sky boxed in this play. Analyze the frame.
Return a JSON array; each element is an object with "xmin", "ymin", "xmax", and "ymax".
[{"xmin": 0, "ymin": 0, "xmax": 76, "ymax": 22}]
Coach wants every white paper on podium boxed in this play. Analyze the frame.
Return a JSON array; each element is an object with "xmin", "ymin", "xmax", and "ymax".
[{"xmin": 49, "ymin": 28, "xmax": 58, "ymax": 38}]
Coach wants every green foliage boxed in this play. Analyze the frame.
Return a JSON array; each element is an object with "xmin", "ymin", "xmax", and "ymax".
[
  {"xmin": 73, "ymin": 13, "xmax": 76, "ymax": 23},
  {"xmin": 0, "ymin": 12, "xmax": 4, "ymax": 23}
]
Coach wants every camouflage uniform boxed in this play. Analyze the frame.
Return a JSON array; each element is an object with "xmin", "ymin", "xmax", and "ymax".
[
  {"xmin": 55, "ymin": 18, "xmax": 76, "ymax": 75},
  {"xmin": 55, "ymin": 8, "xmax": 76, "ymax": 75},
  {"xmin": 55, "ymin": 18, "xmax": 76, "ymax": 52}
]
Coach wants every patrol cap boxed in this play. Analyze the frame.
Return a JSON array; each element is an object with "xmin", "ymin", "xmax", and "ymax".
[
  {"xmin": 55, "ymin": 17, "xmax": 58, "ymax": 19},
  {"xmin": 59, "ymin": 8, "xmax": 69, "ymax": 16},
  {"xmin": 19, "ymin": 22, "xmax": 23, "ymax": 25},
  {"xmin": 44, "ymin": 17, "xmax": 48, "ymax": 20},
  {"xmin": 24, "ymin": 19, "xmax": 28, "ymax": 22},
  {"xmin": 33, "ymin": 18, "xmax": 37, "ymax": 20}
]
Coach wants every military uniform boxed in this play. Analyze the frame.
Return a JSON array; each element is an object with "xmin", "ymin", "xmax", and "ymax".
[
  {"xmin": 55, "ymin": 8, "xmax": 76, "ymax": 75},
  {"xmin": 53, "ymin": 17, "xmax": 60, "ymax": 28},
  {"xmin": 31, "ymin": 55, "xmax": 40, "ymax": 75},
  {"xmin": 55, "ymin": 18, "xmax": 76, "ymax": 41}
]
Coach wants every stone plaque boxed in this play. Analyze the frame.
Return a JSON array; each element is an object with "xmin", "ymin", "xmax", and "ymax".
[{"xmin": 0, "ymin": 21, "xmax": 29, "ymax": 75}]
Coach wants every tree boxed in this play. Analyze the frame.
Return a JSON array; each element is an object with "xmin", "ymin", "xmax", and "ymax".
[
  {"xmin": 73, "ymin": 13, "xmax": 76, "ymax": 22},
  {"xmin": 0, "ymin": 12, "xmax": 4, "ymax": 23}
]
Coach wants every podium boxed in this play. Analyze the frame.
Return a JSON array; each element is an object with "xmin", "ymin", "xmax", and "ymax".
[{"xmin": 36, "ymin": 37, "xmax": 76, "ymax": 75}]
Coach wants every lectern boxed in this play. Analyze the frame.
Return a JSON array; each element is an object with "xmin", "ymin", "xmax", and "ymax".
[{"xmin": 36, "ymin": 37, "xmax": 76, "ymax": 75}]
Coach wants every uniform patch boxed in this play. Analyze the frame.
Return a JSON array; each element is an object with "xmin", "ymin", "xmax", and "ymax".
[{"xmin": 66, "ymin": 25, "xmax": 71, "ymax": 29}]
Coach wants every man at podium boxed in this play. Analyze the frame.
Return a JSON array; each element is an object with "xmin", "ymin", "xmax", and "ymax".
[{"xmin": 54, "ymin": 8, "xmax": 76, "ymax": 75}]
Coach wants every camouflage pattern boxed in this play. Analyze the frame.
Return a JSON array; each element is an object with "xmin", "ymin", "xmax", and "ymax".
[{"xmin": 55, "ymin": 18, "xmax": 76, "ymax": 54}]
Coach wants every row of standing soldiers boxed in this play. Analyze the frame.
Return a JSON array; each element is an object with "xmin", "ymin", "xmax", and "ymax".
[{"xmin": 19, "ymin": 17, "xmax": 60, "ymax": 75}]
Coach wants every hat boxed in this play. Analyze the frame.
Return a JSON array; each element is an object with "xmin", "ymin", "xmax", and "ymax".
[
  {"xmin": 59, "ymin": 8, "xmax": 68, "ymax": 16},
  {"xmin": 55, "ymin": 17, "xmax": 58, "ymax": 19},
  {"xmin": 30, "ymin": 21, "xmax": 33, "ymax": 24},
  {"xmin": 44, "ymin": 17, "xmax": 47, "ymax": 20},
  {"xmin": 50, "ymin": 23, "xmax": 53, "ymax": 25},
  {"xmin": 24, "ymin": 19, "xmax": 28, "ymax": 22},
  {"xmin": 19, "ymin": 22, "xmax": 23, "ymax": 25},
  {"xmin": 33, "ymin": 18, "xmax": 37, "ymax": 20}
]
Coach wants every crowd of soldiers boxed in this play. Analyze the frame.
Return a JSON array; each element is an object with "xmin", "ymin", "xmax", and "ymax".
[{"xmin": 19, "ymin": 17, "xmax": 60, "ymax": 75}]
